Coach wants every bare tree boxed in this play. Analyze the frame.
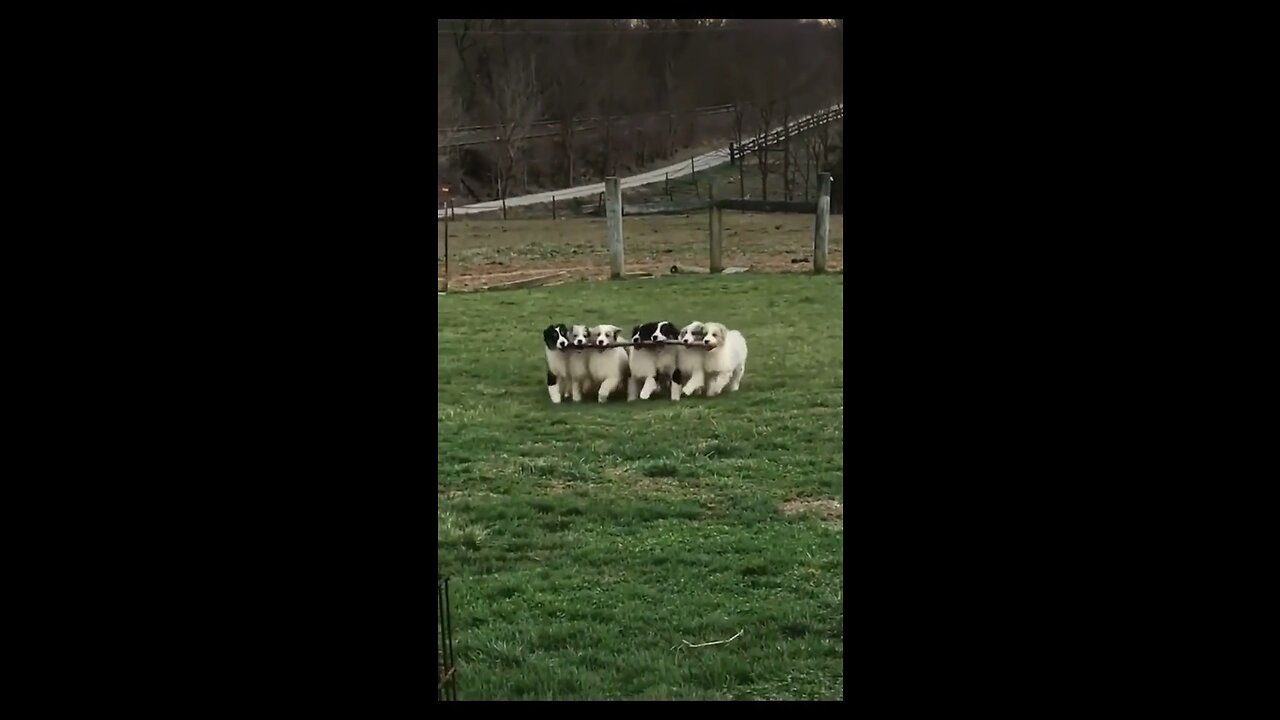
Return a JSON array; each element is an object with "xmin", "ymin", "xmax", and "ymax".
[
  {"xmin": 744, "ymin": 21, "xmax": 794, "ymax": 201},
  {"xmin": 804, "ymin": 135, "xmax": 821, "ymax": 201},
  {"xmin": 480, "ymin": 54, "xmax": 542, "ymax": 205},
  {"xmin": 435, "ymin": 18, "xmax": 839, "ymax": 199},
  {"xmin": 438, "ymin": 73, "xmax": 462, "ymax": 179},
  {"xmin": 541, "ymin": 21, "xmax": 596, "ymax": 187},
  {"xmin": 782, "ymin": 98, "xmax": 792, "ymax": 201},
  {"xmin": 715, "ymin": 24, "xmax": 754, "ymax": 200},
  {"xmin": 733, "ymin": 102, "xmax": 747, "ymax": 199},
  {"xmin": 593, "ymin": 20, "xmax": 639, "ymax": 178}
]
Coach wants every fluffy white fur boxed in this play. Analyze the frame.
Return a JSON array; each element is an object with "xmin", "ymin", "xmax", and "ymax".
[
  {"xmin": 567, "ymin": 324, "xmax": 595, "ymax": 401},
  {"xmin": 587, "ymin": 324, "xmax": 629, "ymax": 403},
  {"xmin": 674, "ymin": 321, "xmax": 706, "ymax": 400},
  {"xmin": 681, "ymin": 321, "xmax": 748, "ymax": 398},
  {"xmin": 627, "ymin": 322, "xmax": 681, "ymax": 401}
]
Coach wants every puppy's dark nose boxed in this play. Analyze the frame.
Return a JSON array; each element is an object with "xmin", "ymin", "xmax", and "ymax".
[
  {"xmin": 574, "ymin": 339, "xmax": 585, "ymax": 346},
  {"xmin": 557, "ymin": 339, "xmax": 568, "ymax": 348},
  {"xmin": 596, "ymin": 338, "xmax": 608, "ymax": 346}
]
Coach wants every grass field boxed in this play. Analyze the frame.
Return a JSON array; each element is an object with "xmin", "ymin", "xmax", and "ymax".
[{"xmin": 438, "ymin": 273, "xmax": 843, "ymax": 700}]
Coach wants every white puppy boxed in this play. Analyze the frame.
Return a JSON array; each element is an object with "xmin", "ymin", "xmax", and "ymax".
[
  {"xmin": 674, "ymin": 321, "xmax": 706, "ymax": 400},
  {"xmin": 587, "ymin": 324, "xmax": 629, "ymax": 403},
  {"xmin": 680, "ymin": 321, "xmax": 748, "ymax": 398},
  {"xmin": 627, "ymin": 321, "xmax": 682, "ymax": 401},
  {"xmin": 566, "ymin": 324, "xmax": 595, "ymax": 402},
  {"xmin": 542, "ymin": 323, "xmax": 571, "ymax": 403}
]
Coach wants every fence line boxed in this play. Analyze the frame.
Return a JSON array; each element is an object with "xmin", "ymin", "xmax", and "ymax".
[
  {"xmin": 730, "ymin": 104, "xmax": 844, "ymax": 162},
  {"xmin": 594, "ymin": 173, "xmax": 832, "ymax": 276}
]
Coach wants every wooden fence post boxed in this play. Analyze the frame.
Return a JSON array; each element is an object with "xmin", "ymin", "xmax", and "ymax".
[
  {"xmin": 709, "ymin": 184, "xmax": 723, "ymax": 273},
  {"xmin": 605, "ymin": 176, "xmax": 624, "ymax": 279},
  {"xmin": 813, "ymin": 172, "xmax": 831, "ymax": 274},
  {"xmin": 552, "ymin": 195, "xmax": 557, "ymax": 220},
  {"xmin": 443, "ymin": 217, "xmax": 450, "ymax": 292}
]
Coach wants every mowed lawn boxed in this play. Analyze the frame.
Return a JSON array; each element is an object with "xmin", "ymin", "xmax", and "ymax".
[{"xmin": 438, "ymin": 274, "xmax": 843, "ymax": 700}]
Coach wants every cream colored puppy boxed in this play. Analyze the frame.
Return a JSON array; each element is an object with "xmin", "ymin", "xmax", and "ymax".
[
  {"xmin": 681, "ymin": 321, "xmax": 748, "ymax": 398},
  {"xmin": 674, "ymin": 321, "xmax": 706, "ymax": 400},
  {"xmin": 587, "ymin": 324, "xmax": 629, "ymax": 403},
  {"xmin": 567, "ymin": 324, "xmax": 595, "ymax": 401}
]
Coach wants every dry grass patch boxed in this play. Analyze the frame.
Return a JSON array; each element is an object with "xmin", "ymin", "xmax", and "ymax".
[{"xmin": 779, "ymin": 498, "xmax": 843, "ymax": 529}]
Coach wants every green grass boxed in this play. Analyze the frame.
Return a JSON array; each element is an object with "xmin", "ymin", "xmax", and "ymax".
[{"xmin": 438, "ymin": 274, "xmax": 843, "ymax": 700}]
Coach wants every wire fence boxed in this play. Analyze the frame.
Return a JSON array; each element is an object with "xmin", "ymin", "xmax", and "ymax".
[{"xmin": 435, "ymin": 173, "xmax": 843, "ymax": 292}]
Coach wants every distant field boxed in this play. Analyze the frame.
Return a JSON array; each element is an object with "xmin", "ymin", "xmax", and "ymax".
[
  {"xmin": 437, "ymin": 212, "xmax": 843, "ymax": 291},
  {"xmin": 438, "ymin": 273, "xmax": 843, "ymax": 699}
]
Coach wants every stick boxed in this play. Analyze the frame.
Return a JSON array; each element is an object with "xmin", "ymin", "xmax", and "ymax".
[
  {"xmin": 559, "ymin": 340, "xmax": 712, "ymax": 351},
  {"xmin": 484, "ymin": 270, "xmax": 569, "ymax": 291},
  {"xmin": 671, "ymin": 628, "xmax": 744, "ymax": 652}
]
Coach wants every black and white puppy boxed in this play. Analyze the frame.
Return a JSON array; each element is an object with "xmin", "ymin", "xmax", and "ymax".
[
  {"xmin": 627, "ymin": 321, "xmax": 683, "ymax": 401},
  {"xmin": 542, "ymin": 323, "xmax": 571, "ymax": 403}
]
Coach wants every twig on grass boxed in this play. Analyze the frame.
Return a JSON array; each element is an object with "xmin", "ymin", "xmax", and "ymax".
[{"xmin": 671, "ymin": 628, "xmax": 745, "ymax": 652}]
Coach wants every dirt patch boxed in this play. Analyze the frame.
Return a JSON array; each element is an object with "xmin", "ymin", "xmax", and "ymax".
[{"xmin": 779, "ymin": 498, "xmax": 843, "ymax": 529}]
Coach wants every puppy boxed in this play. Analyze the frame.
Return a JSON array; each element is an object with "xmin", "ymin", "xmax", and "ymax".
[
  {"xmin": 693, "ymin": 321, "xmax": 748, "ymax": 397},
  {"xmin": 587, "ymin": 324, "xmax": 629, "ymax": 403},
  {"xmin": 627, "ymin": 321, "xmax": 683, "ymax": 401},
  {"xmin": 542, "ymin": 324, "xmax": 571, "ymax": 403},
  {"xmin": 566, "ymin": 324, "xmax": 595, "ymax": 401},
  {"xmin": 674, "ymin": 321, "xmax": 707, "ymax": 400}
]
